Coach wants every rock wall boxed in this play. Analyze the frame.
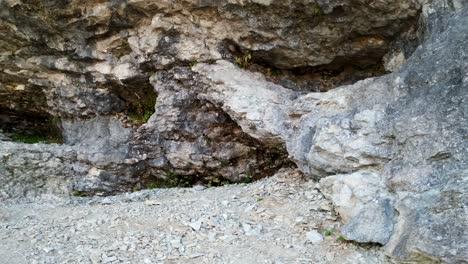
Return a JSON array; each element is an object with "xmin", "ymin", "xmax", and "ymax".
[
  {"xmin": 1, "ymin": 0, "xmax": 467, "ymax": 263},
  {"xmin": 1, "ymin": 0, "xmax": 422, "ymax": 196},
  {"xmin": 187, "ymin": 4, "xmax": 468, "ymax": 262}
]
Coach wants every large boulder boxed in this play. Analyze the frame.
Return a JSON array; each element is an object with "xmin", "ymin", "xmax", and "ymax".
[{"xmin": 187, "ymin": 6, "xmax": 468, "ymax": 262}]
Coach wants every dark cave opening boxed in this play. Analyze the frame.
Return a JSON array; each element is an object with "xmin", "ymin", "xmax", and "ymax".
[{"xmin": 0, "ymin": 84, "xmax": 63, "ymax": 144}]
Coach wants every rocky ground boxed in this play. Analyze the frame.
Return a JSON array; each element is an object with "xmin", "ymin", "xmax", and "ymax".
[{"xmin": 0, "ymin": 170, "xmax": 383, "ymax": 264}]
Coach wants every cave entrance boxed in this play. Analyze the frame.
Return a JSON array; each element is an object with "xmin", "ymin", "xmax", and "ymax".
[{"xmin": 0, "ymin": 84, "xmax": 63, "ymax": 144}]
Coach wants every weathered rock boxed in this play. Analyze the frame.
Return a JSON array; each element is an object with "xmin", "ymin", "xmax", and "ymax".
[
  {"xmin": 188, "ymin": 6, "xmax": 468, "ymax": 262},
  {"xmin": 0, "ymin": 1, "xmax": 467, "ymax": 263},
  {"xmin": 0, "ymin": 0, "xmax": 426, "ymax": 194},
  {"xmin": 319, "ymin": 171, "xmax": 389, "ymax": 222},
  {"xmin": 193, "ymin": 59, "xmax": 395, "ymax": 177},
  {"xmin": 342, "ymin": 198, "xmax": 395, "ymax": 245},
  {"xmin": 132, "ymin": 66, "xmax": 291, "ymax": 183},
  {"xmin": 0, "ymin": 137, "xmax": 142, "ymax": 201}
]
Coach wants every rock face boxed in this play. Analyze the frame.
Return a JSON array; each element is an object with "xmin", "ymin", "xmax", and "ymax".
[
  {"xmin": 1, "ymin": 0, "xmax": 467, "ymax": 263},
  {"xmin": 187, "ymin": 5, "xmax": 468, "ymax": 262},
  {"xmin": 0, "ymin": 0, "xmax": 422, "ymax": 196}
]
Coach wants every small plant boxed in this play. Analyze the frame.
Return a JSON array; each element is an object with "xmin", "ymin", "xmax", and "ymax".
[
  {"xmin": 324, "ymin": 227, "xmax": 336, "ymax": 237},
  {"xmin": 205, "ymin": 177, "xmax": 232, "ymax": 187},
  {"xmin": 336, "ymin": 235, "xmax": 346, "ymax": 242},
  {"xmin": 235, "ymin": 52, "xmax": 252, "ymax": 69},
  {"xmin": 189, "ymin": 61, "xmax": 198, "ymax": 67},
  {"xmin": 11, "ymin": 131, "xmax": 62, "ymax": 144},
  {"xmin": 10, "ymin": 116, "xmax": 63, "ymax": 144},
  {"xmin": 313, "ymin": 0, "xmax": 321, "ymax": 15},
  {"xmin": 256, "ymin": 197, "xmax": 264, "ymax": 202},
  {"xmin": 240, "ymin": 175, "xmax": 253, "ymax": 184},
  {"xmin": 164, "ymin": 171, "xmax": 193, "ymax": 188},
  {"xmin": 222, "ymin": 180, "xmax": 230, "ymax": 186},
  {"xmin": 129, "ymin": 110, "xmax": 152, "ymax": 125}
]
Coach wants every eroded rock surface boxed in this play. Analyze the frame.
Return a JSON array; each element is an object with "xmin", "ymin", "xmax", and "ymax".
[
  {"xmin": 187, "ymin": 5, "xmax": 468, "ymax": 262},
  {"xmin": 0, "ymin": 0, "xmax": 424, "ymax": 195},
  {"xmin": 1, "ymin": 0, "xmax": 467, "ymax": 263}
]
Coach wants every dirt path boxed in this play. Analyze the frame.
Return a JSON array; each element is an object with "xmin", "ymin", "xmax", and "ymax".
[{"xmin": 0, "ymin": 170, "xmax": 383, "ymax": 264}]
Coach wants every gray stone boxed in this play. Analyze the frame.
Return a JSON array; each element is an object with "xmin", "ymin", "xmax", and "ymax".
[
  {"xmin": 306, "ymin": 230, "xmax": 324, "ymax": 244},
  {"xmin": 319, "ymin": 171, "xmax": 389, "ymax": 221},
  {"xmin": 342, "ymin": 198, "xmax": 395, "ymax": 245}
]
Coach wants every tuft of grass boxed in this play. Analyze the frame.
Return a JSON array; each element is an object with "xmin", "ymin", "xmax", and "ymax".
[
  {"xmin": 147, "ymin": 183, "xmax": 158, "ymax": 190},
  {"xmin": 11, "ymin": 133, "xmax": 62, "ymax": 144},
  {"xmin": 142, "ymin": 173, "xmax": 234, "ymax": 190},
  {"xmin": 10, "ymin": 116, "xmax": 63, "ymax": 144},
  {"xmin": 164, "ymin": 171, "xmax": 193, "ymax": 188},
  {"xmin": 11, "ymin": 134, "xmax": 49, "ymax": 144}
]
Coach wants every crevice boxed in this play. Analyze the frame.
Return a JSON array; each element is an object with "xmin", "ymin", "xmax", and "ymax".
[
  {"xmin": 220, "ymin": 41, "xmax": 389, "ymax": 93},
  {"xmin": 131, "ymin": 91, "xmax": 296, "ymax": 190},
  {"xmin": 103, "ymin": 76, "xmax": 157, "ymax": 126}
]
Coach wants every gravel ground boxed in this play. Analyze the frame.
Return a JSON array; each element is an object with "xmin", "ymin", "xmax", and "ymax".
[{"xmin": 0, "ymin": 169, "xmax": 383, "ymax": 264}]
